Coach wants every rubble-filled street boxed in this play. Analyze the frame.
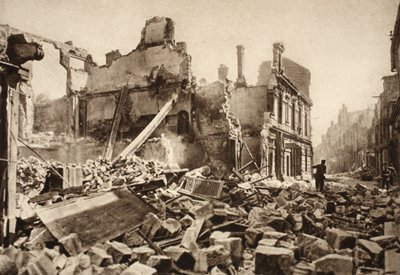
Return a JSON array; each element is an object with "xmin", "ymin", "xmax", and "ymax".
[
  {"xmin": 2, "ymin": 155, "xmax": 400, "ymax": 274},
  {"xmin": 2, "ymin": 1, "xmax": 400, "ymax": 274}
]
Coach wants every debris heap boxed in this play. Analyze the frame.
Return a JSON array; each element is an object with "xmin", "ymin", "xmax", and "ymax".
[{"xmin": 7, "ymin": 159, "xmax": 400, "ymax": 274}]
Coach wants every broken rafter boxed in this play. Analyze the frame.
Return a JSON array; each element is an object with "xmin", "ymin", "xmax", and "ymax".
[
  {"xmin": 102, "ymin": 86, "xmax": 129, "ymax": 160},
  {"xmin": 115, "ymin": 94, "xmax": 178, "ymax": 161}
]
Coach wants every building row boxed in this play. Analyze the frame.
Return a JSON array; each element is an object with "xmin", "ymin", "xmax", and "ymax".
[{"xmin": 0, "ymin": 16, "xmax": 313, "ymax": 180}]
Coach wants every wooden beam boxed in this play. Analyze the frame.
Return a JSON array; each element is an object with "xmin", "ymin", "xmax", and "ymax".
[
  {"xmin": 6, "ymin": 86, "xmax": 18, "ymax": 234},
  {"xmin": 103, "ymin": 86, "xmax": 129, "ymax": 160},
  {"xmin": 115, "ymin": 94, "xmax": 177, "ymax": 161}
]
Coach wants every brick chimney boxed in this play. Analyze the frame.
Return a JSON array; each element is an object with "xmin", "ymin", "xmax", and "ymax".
[
  {"xmin": 105, "ymin": 50, "xmax": 122, "ymax": 66},
  {"xmin": 218, "ymin": 64, "xmax": 229, "ymax": 81},
  {"xmin": 236, "ymin": 45, "xmax": 247, "ymax": 87},
  {"xmin": 272, "ymin": 42, "xmax": 285, "ymax": 72}
]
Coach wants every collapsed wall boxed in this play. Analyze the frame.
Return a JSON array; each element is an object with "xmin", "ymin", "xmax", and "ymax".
[
  {"xmin": 194, "ymin": 80, "xmax": 242, "ymax": 179},
  {"xmin": 82, "ymin": 17, "xmax": 194, "ymax": 142}
]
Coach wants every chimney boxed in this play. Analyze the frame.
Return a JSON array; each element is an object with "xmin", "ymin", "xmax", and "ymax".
[
  {"xmin": 218, "ymin": 64, "xmax": 229, "ymax": 81},
  {"xmin": 236, "ymin": 45, "xmax": 247, "ymax": 87},
  {"xmin": 105, "ymin": 50, "xmax": 122, "ymax": 66},
  {"xmin": 272, "ymin": 42, "xmax": 285, "ymax": 72}
]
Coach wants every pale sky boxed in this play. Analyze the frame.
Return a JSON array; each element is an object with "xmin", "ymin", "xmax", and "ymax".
[{"xmin": 1, "ymin": 0, "xmax": 399, "ymax": 145}]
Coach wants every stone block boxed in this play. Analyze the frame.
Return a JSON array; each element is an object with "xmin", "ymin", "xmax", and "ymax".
[
  {"xmin": 59, "ymin": 233, "xmax": 83, "ymax": 256},
  {"xmin": 27, "ymin": 252, "xmax": 57, "ymax": 275},
  {"xmin": 210, "ymin": 231, "xmax": 231, "ymax": 245},
  {"xmin": 325, "ymin": 228, "xmax": 356, "ymax": 249},
  {"xmin": 296, "ymin": 233, "xmax": 333, "ymax": 261},
  {"xmin": 52, "ymin": 254, "xmax": 68, "ymax": 270},
  {"xmin": 179, "ymin": 215, "xmax": 194, "ymax": 229},
  {"xmin": 141, "ymin": 213, "xmax": 162, "ymax": 240},
  {"xmin": 255, "ymin": 245, "xmax": 294, "ymax": 275},
  {"xmin": 146, "ymin": 255, "xmax": 172, "ymax": 274},
  {"xmin": 190, "ymin": 201, "xmax": 214, "ymax": 219},
  {"xmin": 181, "ymin": 218, "xmax": 204, "ymax": 249},
  {"xmin": 370, "ymin": 235, "xmax": 397, "ymax": 249},
  {"xmin": 258, "ymin": 238, "xmax": 277, "ymax": 247},
  {"xmin": 88, "ymin": 246, "xmax": 113, "ymax": 266},
  {"xmin": 194, "ymin": 245, "xmax": 230, "ymax": 272},
  {"xmin": 358, "ymin": 239, "xmax": 382, "ymax": 258},
  {"xmin": 121, "ymin": 262, "xmax": 157, "ymax": 275},
  {"xmin": 131, "ymin": 246, "xmax": 155, "ymax": 264},
  {"xmin": 105, "ymin": 241, "xmax": 131, "ymax": 263},
  {"xmin": 159, "ymin": 218, "xmax": 181, "ymax": 237},
  {"xmin": 0, "ymin": 255, "xmax": 18, "ymax": 275},
  {"xmin": 245, "ymin": 227, "xmax": 263, "ymax": 247},
  {"xmin": 214, "ymin": 237, "xmax": 243, "ymax": 266},
  {"xmin": 163, "ymin": 246, "xmax": 195, "ymax": 270},
  {"xmin": 385, "ymin": 249, "xmax": 400, "ymax": 274},
  {"xmin": 313, "ymin": 254, "xmax": 353, "ymax": 275},
  {"xmin": 384, "ymin": 222, "xmax": 400, "ymax": 236},
  {"xmin": 123, "ymin": 230, "xmax": 144, "ymax": 247},
  {"xmin": 101, "ymin": 264, "xmax": 125, "ymax": 275}
]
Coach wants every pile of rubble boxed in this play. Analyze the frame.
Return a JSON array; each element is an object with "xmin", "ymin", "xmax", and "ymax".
[
  {"xmin": 7, "ymin": 159, "xmax": 400, "ymax": 274},
  {"xmin": 16, "ymin": 156, "xmax": 166, "ymax": 196}
]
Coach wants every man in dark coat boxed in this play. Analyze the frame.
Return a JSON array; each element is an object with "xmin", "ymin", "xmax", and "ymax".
[{"xmin": 313, "ymin": 160, "xmax": 326, "ymax": 192}]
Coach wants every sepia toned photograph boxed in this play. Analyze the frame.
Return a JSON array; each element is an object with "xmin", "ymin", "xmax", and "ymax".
[{"xmin": 0, "ymin": 0, "xmax": 400, "ymax": 274}]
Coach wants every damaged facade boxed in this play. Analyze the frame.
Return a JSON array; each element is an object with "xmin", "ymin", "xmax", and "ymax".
[{"xmin": 226, "ymin": 43, "xmax": 313, "ymax": 181}]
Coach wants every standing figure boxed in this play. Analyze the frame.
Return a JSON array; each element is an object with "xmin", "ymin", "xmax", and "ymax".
[
  {"xmin": 381, "ymin": 164, "xmax": 391, "ymax": 191},
  {"xmin": 388, "ymin": 163, "xmax": 397, "ymax": 187},
  {"xmin": 313, "ymin": 160, "xmax": 326, "ymax": 192}
]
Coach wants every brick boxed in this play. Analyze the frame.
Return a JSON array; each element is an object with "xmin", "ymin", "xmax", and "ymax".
[
  {"xmin": 255, "ymin": 245, "xmax": 294, "ymax": 275},
  {"xmin": 121, "ymin": 262, "xmax": 157, "ymax": 275},
  {"xmin": 325, "ymin": 228, "xmax": 356, "ymax": 250},
  {"xmin": 313, "ymin": 254, "xmax": 353, "ymax": 275},
  {"xmin": 146, "ymin": 255, "xmax": 172, "ymax": 274},
  {"xmin": 163, "ymin": 246, "xmax": 195, "ymax": 270}
]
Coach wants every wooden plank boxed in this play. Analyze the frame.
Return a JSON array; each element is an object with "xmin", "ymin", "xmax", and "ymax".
[
  {"xmin": 115, "ymin": 94, "xmax": 177, "ymax": 161},
  {"xmin": 7, "ymin": 87, "xmax": 18, "ymax": 234},
  {"xmin": 231, "ymin": 168, "xmax": 246, "ymax": 182},
  {"xmin": 244, "ymin": 143, "xmax": 259, "ymax": 170},
  {"xmin": 103, "ymin": 86, "xmax": 129, "ymax": 160},
  {"xmin": 35, "ymin": 187, "xmax": 156, "ymax": 248}
]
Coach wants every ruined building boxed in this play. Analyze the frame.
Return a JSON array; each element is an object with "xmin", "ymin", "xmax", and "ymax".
[
  {"xmin": 225, "ymin": 43, "xmax": 313, "ymax": 180},
  {"xmin": 1, "ymin": 17, "xmax": 314, "ymax": 181}
]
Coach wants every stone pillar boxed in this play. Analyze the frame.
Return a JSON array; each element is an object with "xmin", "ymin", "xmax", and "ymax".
[{"xmin": 272, "ymin": 42, "xmax": 285, "ymax": 72}]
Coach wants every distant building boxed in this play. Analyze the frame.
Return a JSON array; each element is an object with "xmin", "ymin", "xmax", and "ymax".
[{"xmin": 314, "ymin": 104, "xmax": 374, "ymax": 173}]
